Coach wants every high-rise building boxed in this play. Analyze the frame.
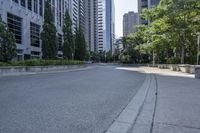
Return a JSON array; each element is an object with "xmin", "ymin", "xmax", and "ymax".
[
  {"xmin": 123, "ymin": 11, "xmax": 139, "ymax": 37},
  {"xmin": 85, "ymin": 0, "xmax": 98, "ymax": 52},
  {"xmin": 67, "ymin": 0, "xmax": 85, "ymax": 32},
  {"xmin": 97, "ymin": 0, "xmax": 106, "ymax": 52},
  {"xmin": 85, "ymin": 0, "xmax": 115, "ymax": 53},
  {"xmin": 0, "ymin": 0, "xmax": 115, "ymax": 60},
  {"xmin": 0, "ymin": 0, "xmax": 85, "ymax": 60},
  {"xmin": 138, "ymin": 0, "xmax": 160, "ymax": 25},
  {"xmin": 106, "ymin": 0, "xmax": 115, "ymax": 53},
  {"xmin": 0, "ymin": 0, "xmax": 45, "ymax": 60}
]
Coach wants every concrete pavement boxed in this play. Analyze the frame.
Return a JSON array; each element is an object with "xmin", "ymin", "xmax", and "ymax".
[{"xmin": 131, "ymin": 67, "xmax": 200, "ymax": 133}]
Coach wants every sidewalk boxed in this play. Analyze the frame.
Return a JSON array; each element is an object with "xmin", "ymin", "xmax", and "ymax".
[{"xmin": 131, "ymin": 67, "xmax": 200, "ymax": 133}]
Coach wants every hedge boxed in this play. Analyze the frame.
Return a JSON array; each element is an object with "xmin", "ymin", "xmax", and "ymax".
[{"xmin": 0, "ymin": 60, "xmax": 85, "ymax": 66}]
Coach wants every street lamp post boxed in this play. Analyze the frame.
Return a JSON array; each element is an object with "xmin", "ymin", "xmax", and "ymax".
[{"xmin": 197, "ymin": 33, "xmax": 200, "ymax": 65}]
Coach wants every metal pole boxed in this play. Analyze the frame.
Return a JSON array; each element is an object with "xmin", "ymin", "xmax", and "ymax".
[{"xmin": 197, "ymin": 35, "xmax": 200, "ymax": 65}]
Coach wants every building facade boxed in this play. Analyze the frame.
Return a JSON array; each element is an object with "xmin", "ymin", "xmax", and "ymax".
[
  {"xmin": 106, "ymin": 0, "xmax": 115, "ymax": 53},
  {"xmin": 0, "ymin": 0, "xmax": 45, "ymax": 60},
  {"xmin": 0, "ymin": 0, "xmax": 86, "ymax": 60},
  {"xmin": 85, "ymin": 0, "xmax": 98, "ymax": 52},
  {"xmin": 85, "ymin": 0, "xmax": 115, "ymax": 53},
  {"xmin": 97, "ymin": 0, "xmax": 106, "ymax": 52},
  {"xmin": 0, "ymin": 0, "xmax": 115, "ymax": 60},
  {"xmin": 123, "ymin": 11, "xmax": 138, "ymax": 37},
  {"xmin": 138, "ymin": 0, "xmax": 160, "ymax": 25}
]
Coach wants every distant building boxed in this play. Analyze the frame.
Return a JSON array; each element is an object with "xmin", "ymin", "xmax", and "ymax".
[
  {"xmin": 123, "ymin": 11, "xmax": 139, "ymax": 37},
  {"xmin": 85, "ymin": 0, "xmax": 115, "ymax": 53},
  {"xmin": 114, "ymin": 38, "xmax": 123, "ymax": 55},
  {"xmin": 138, "ymin": 0, "xmax": 160, "ymax": 25},
  {"xmin": 106, "ymin": 0, "xmax": 115, "ymax": 54}
]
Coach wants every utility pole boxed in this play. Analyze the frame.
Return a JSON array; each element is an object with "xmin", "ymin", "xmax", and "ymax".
[{"xmin": 197, "ymin": 33, "xmax": 200, "ymax": 65}]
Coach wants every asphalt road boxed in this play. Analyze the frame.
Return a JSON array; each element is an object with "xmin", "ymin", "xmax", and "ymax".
[{"xmin": 0, "ymin": 64, "xmax": 146, "ymax": 133}]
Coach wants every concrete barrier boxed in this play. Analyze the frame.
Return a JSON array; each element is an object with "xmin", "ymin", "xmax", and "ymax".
[
  {"xmin": 0, "ymin": 65, "xmax": 87, "ymax": 76},
  {"xmin": 195, "ymin": 66, "xmax": 200, "ymax": 79},
  {"xmin": 151, "ymin": 64, "xmax": 200, "ymax": 79},
  {"xmin": 178, "ymin": 64, "xmax": 191, "ymax": 73}
]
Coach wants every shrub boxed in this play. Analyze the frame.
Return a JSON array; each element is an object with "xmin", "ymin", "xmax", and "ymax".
[
  {"xmin": 0, "ymin": 60, "xmax": 85, "ymax": 66},
  {"xmin": 120, "ymin": 54, "xmax": 131, "ymax": 64},
  {"xmin": 166, "ymin": 57, "xmax": 181, "ymax": 64}
]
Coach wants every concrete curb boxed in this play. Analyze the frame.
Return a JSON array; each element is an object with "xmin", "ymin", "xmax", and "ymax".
[
  {"xmin": 105, "ymin": 73, "xmax": 151, "ymax": 133},
  {"xmin": 0, "ymin": 64, "xmax": 88, "ymax": 77}
]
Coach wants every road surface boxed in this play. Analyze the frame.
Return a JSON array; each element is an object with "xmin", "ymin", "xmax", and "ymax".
[{"xmin": 0, "ymin": 64, "xmax": 145, "ymax": 133}]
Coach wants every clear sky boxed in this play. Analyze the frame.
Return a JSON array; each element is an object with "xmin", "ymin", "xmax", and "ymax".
[{"xmin": 114, "ymin": 0, "xmax": 138, "ymax": 38}]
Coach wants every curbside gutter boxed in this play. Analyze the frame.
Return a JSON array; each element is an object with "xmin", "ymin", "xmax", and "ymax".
[
  {"xmin": 0, "ymin": 64, "xmax": 88, "ymax": 77},
  {"xmin": 105, "ymin": 72, "xmax": 152, "ymax": 133}
]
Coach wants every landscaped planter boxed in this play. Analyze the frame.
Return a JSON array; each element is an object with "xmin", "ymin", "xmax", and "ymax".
[
  {"xmin": 158, "ymin": 64, "xmax": 168, "ymax": 69},
  {"xmin": 169, "ymin": 64, "xmax": 177, "ymax": 71},
  {"xmin": 151, "ymin": 63, "xmax": 198, "ymax": 75},
  {"xmin": 178, "ymin": 64, "xmax": 190, "ymax": 73},
  {"xmin": 189, "ymin": 65, "xmax": 196, "ymax": 74}
]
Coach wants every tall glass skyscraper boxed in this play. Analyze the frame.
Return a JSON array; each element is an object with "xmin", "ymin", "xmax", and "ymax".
[{"xmin": 106, "ymin": 0, "xmax": 115, "ymax": 53}]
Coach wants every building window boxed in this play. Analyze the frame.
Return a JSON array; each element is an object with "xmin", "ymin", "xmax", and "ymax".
[
  {"xmin": 58, "ymin": 34, "xmax": 62, "ymax": 51},
  {"xmin": 7, "ymin": 13, "xmax": 22, "ymax": 44},
  {"xmin": 30, "ymin": 22, "xmax": 40, "ymax": 47},
  {"xmin": 28, "ymin": 0, "xmax": 32, "ymax": 10},
  {"xmin": 34, "ymin": 0, "xmax": 38, "ymax": 14},
  {"xmin": 31, "ymin": 51, "xmax": 40, "ymax": 58},
  {"xmin": 20, "ymin": 0, "xmax": 26, "ymax": 7},
  {"xmin": 39, "ymin": 0, "xmax": 43, "ymax": 16},
  {"xmin": 12, "ymin": 0, "xmax": 18, "ymax": 3}
]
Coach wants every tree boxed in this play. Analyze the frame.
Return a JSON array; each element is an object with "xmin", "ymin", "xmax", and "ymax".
[
  {"xmin": 62, "ymin": 11, "xmax": 74, "ymax": 60},
  {"xmin": 138, "ymin": 0, "xmax": 200, "ymax": 64},
  {"xmin": 162, "ymin": 0, "xmax": 200, "ymax": 64},
  {"xmin": 106, "ymin": 51, "xmax": 113, "ymax": 62},
  {"xmin": 0, "ymin": 19, "xmax": 16, "ymax": 62},
  {"xmin": 41, "ymin": 0, "xmax": 58, "ymax": 59},
  {"xmin": 74, "ymin": 26, "xmax": 87, "ymax": 60}
]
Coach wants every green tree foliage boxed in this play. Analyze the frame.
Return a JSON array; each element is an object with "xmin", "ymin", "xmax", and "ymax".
[
  {"xmin": 74, "ymin": 27, "xmax": 87, "ymax": 60},
  {"xmin": 41, "ymin": 0, "xmax": 58, "ymax": 59},
  {"xmin": 123, "ymin": 0, "xmax": 200, "ymax": 64},
  {"xmin": 120, "ymin": 25, "xmax": 150, "ymax": 64},
  {"xmin": 90, "ymin": 52, "xmax": 101, "ymax": 62},
  {"xmin": 106, "ymin": 51, "xmax": 113, "ymax": 62},
  {"xmin": 0, "ymin": 19, "xmax": 16, "ymax": 62},
  {"xmin": 62, "ymin": 11, "xmax": 74, "ymax": 59}
]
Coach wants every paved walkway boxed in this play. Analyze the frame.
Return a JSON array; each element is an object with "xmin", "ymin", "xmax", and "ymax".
[{"xmin": 131, "ymin": 67, "xmax": 200, "ymax": 133}]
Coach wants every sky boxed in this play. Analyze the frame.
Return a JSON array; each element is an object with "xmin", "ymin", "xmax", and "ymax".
[{"xmin": 114, "ymin": 0, "xmax": 138, "ymax": 38}]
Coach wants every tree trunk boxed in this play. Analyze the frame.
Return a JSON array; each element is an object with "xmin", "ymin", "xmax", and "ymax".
[{"xmin": 181, "ymin": 45, "xmax": 185, "ymax": 64}]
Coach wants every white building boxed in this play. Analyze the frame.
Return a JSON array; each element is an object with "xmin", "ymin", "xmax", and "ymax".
[
  {"xmin": 0, "ymin": 0, "xmax": 85, "ymax": 60},
  {"xmin": 0, "ymin": 0, "xmax": 45, "ymax": 60},
  {"xmin": 97, "ymin": 0, "xmax": 106, "ymax": 52}
]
